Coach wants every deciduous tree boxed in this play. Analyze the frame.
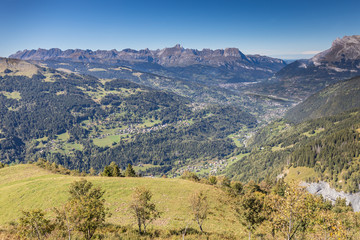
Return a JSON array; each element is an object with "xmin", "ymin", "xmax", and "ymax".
[
  {"xmin": 234, "ymin": 191, "xmax": 265, "ymax": 240},
  {"xmin": 18, "ymin": 209, "xmax": 54, "ymax": 240},
  {"xmin": 189, "ymin": 191, "xmax": 208, "ymax": 233},
  {"xmin": 55, "ymin": 179, "xmax": 108, "ymax": 240},
  {"xmin": 129, "ymin": 186, "xmax": 160, "ymax": 234}
]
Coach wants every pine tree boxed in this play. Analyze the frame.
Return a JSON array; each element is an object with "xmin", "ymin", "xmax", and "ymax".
[{"xmin": 125, "ymin": 163, "xmax": 136, "ymax": 177}]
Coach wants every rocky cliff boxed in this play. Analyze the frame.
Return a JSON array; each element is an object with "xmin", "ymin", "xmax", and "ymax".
[{"xmin": 304, "ymin": 181, "xmax": 360, "ymax": 212}]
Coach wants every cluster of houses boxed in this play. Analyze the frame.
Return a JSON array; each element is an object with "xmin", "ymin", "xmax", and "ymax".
[
  {"xmin": 175, "ymin": 159, "xmax": 229, "ymax": 177},
  {"xmin": 89, "ymin": 120, "xmax": 192, "ymax": 140}
]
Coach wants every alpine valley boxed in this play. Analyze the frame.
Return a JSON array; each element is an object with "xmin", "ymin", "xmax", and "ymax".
[
  {"xmin": 4, "ymin": 36, "xmax": 360, "ymax": 180},
  {"xmin": 2, "ymin": 35, "xmax": 360, "ymax": 239}
]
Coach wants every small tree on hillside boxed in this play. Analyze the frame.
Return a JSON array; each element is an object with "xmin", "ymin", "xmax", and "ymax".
[
  {"xmin": 102, "ymin": 162, "xmax": 122, "ymax": 177},
  {"xmin": 129, "ymin": 186, "xmax": 160, "ymax": 234},
  {"xmin": 269, "ymin": 183, "xmax": 319, "ymax": 240},
  {"xmin": 189, "ymin": 191, "xmax": 208, "ymax": 233},
  {"xmin": 234, "ymin": 191, "xmax": 266, "ymax": 240},
  {"xmin": 180, "ymin": 171, "xmax": 199, "ymax": 182},
  {"xmin": 208, "ymin": 175, "xmax": 217, "ymax": 185},
  {"xmin": 55, "ymin": 179, "xmax": 108, "ymax": 240},
  {"xmin": 124, "ymin": 163, "xmax": 136, "ymax": 177},
  {"xmin": 102, "ymin": 165, "xmax": 112, "ymax": 177},
  {"xmin": 101, "ymin": 162, "xmax": 121, "ymax": 177},
  {"xmin": 110, "ymin": 162, "xmax": 121, "ymax": 177},
  {"xmin": 18, "ymin": 209, "xmax": 54, "ymax": 240}
]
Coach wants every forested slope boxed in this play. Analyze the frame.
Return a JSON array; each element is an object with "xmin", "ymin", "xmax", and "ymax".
[
  {"xmin": 286, "ymin": 76, "xmax": 360, "ymax": 123},
  {"xmin": 0, "ymin": 58, "xmax": 256, "ymax": 175},
  {"xmin": 227, "ymin": 109, "xmax": 360, "ymax": 193}
]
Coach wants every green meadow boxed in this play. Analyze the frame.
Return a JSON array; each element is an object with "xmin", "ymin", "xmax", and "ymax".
[{"xmin": 0, "ymin": 164, "xmax": 245, "ymax": 238}]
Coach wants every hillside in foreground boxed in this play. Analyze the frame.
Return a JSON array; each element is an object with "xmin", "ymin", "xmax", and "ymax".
[
  {"xmin": 0, "ymin": 164, "xmax": 244, "ymax": 238},
  {"xmin": 1, "ymin": 163, "xmax": 360, "ymax": 239}
]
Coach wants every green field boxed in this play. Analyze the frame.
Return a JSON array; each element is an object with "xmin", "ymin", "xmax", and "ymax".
[
  {"xmin": 56, "ymin": 132, "xmax": 70, "ymax": 141},
  {"xmin": 228, "ymin": 134, "xmax": 243, "ymax": 147},
  {"xmin": 0, "ymin": 164, "xmax": 246, "ymax": 238},
  {"xmin": 0, "ymin": 91, "xmax": 21, "ymax": 100},
  {"xmin": 302, "ymin": 128, "xmax": 325, "ymax": 137},
  {"xmin": 133, "ymin": 164, "xmax": 161, "ymax": 172},
  {"xmin": 284, "ymin": 166, "xmax": 319, "ymax": 183},
  {"xmin": 93, "ymin": 135, "xmax": 121, "ymax": 147}
]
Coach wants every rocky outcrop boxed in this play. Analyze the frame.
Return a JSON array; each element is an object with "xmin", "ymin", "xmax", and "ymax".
[
  {"xmin": 303, "ymin": 181, "xmax": 360, "ymax": 212},
  {"xmin": 312, "ymin": 35, "xmax": 360, "ymax": 63}
]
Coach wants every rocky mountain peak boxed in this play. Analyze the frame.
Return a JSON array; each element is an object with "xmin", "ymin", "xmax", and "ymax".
[
  {"xmin": 224, "ymin": 48, "xmax": 242, "ymax": 57},
  {"xmin": 312, "ymin": 35, "xmax": 360, "ymax": 63}
]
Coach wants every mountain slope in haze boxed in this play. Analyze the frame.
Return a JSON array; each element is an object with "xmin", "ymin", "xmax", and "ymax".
[
  {"xmin": 285, "ymin": 76, "xmax": 360, "ymax": 123},
  {"xmin": 10, "ymin": 45, "xmax": 287, "ymax": 83},
  {"xmin": 248, "ymin": 35, "xmax": 360, "ymax": 100},
  {"xmin": 0, "ymin": 58, "xmax": 256, "ymax": 174}
]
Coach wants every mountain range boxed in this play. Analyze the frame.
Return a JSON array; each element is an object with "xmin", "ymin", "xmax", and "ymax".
[
  {"xmin": 10, "ymin": 45, "xmax": 287, "ymax": 85},
  {"xmin": 11, "ymin": 44, "xmax": 286, "ymax": 72}
]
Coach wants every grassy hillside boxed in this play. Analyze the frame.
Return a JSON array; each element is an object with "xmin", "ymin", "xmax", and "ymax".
[
  {"xmin": 0, "ymin": 164, "xmax": 245, "ymax": 238},
  {"xmin": 285, "ymin": 76, "xmax": 360, "ymax": 123}
]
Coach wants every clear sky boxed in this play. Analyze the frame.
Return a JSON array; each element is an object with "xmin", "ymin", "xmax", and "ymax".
[{"xmin": 1, "ymin": 0, "xmax": 359, "ymax": 59}]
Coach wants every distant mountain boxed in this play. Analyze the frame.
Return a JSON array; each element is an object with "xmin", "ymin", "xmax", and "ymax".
[
  {"xmin": 10, "ymin": 45, "xmax": 286, "ymax": 83},
  {"xmin": 285, "ymin": 76, "xmax": 360, "ymax": 123},
  {"xmin": 277, "ymin": 35, "xmax": 360, "ymax": 80},
  {"xmin": 248, "ymin": 35, "xmax": 360, "ymax": 100}
]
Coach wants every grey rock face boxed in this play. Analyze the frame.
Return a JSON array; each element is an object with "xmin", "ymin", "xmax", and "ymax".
[
  {"xmin": 311, "ymin": 35, "xmax": 360, "ymax": 63},
  {"xmin": 278, "ymin": 35, "xmax": 360, "ymax": 78},
  {"xmin": 9, "ymin": 45, "xmax": 286, "ymax": 74},
  {"xmin": 303, "ymin": 181, "xmax": 360, "ymax": 212}
]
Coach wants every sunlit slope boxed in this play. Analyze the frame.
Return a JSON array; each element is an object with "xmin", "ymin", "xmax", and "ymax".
[{"xmin": 0, "ymin": 164, "xmax": 243, "ymax": 237}]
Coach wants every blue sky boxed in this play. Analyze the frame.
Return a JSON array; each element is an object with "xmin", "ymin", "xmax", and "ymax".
[{"xmin": 1, "ymin": 0, "xmax": 359, "ymax": 59}]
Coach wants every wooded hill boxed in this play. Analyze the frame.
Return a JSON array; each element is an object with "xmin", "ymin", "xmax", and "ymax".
[
  {"xmin": 226, "ymin": 108, "xmax": 360, "ymax": 193},
  {"xmin": 0, "ymin": 58, "xmax": 256, "ymax": 175},
  {"xmin": 285, "ymin": 76, "xmax": 360, "ymax": 123}
]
